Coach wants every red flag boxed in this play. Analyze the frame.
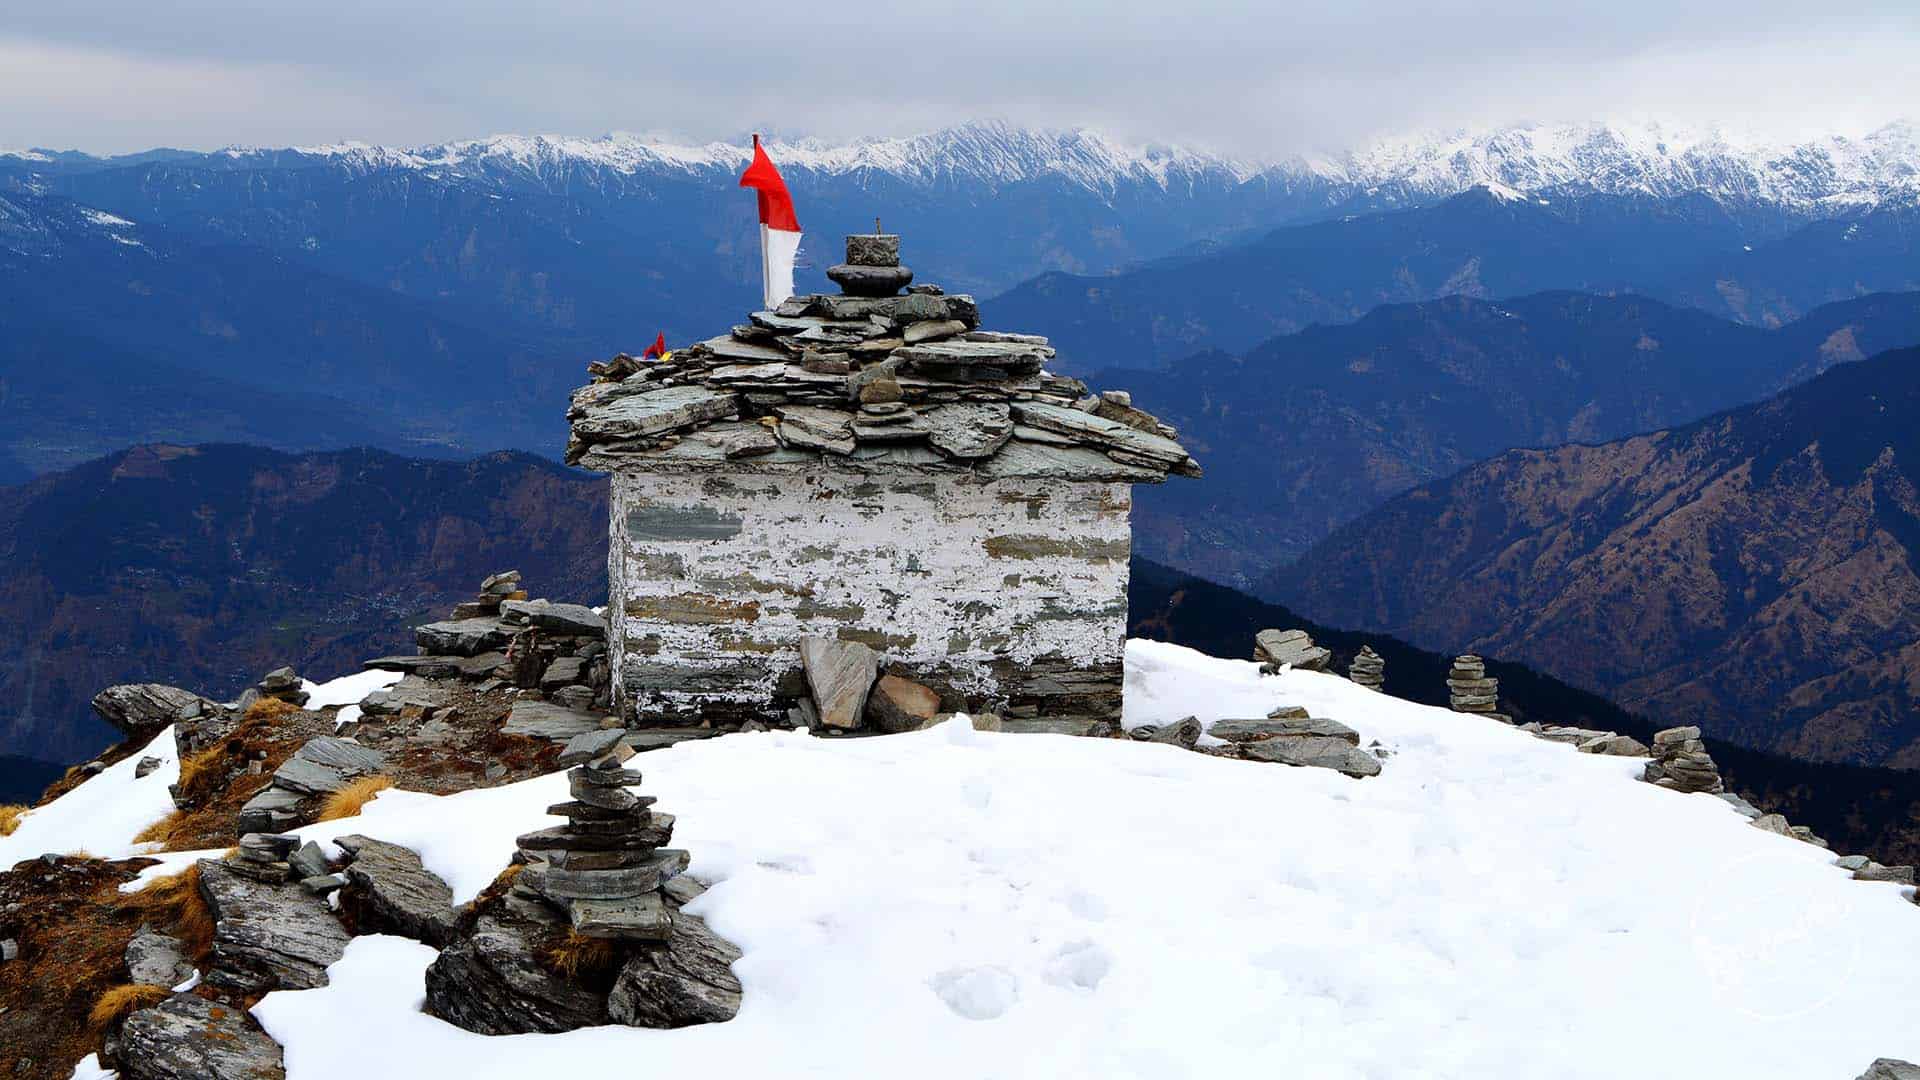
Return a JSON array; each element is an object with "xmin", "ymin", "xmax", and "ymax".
[
  {"xmin": 738, "ymin": 134, "xmax": 800, "ymax": 231},
  {"xmin": 643, "ymin": 332, "xmax": 667, "ymax": 359}
]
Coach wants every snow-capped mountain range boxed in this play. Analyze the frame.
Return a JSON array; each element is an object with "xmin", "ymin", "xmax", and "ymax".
[{"xmin": 12, "ymin": 118, "xmax": 1915, "ymax": 215}]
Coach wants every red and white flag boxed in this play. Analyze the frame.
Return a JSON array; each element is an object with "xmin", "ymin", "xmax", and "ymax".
[{"xmin": 738, "ymin": 134, "xmax": 802, "ymax": 310}]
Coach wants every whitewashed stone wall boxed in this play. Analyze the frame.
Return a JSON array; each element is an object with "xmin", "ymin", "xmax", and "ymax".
[{"xmin": 608, "ymin": 465, "xmax": 1132, "ymax": 726}]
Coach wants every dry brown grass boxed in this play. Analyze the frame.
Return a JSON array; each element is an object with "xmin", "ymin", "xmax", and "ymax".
[
  {"xmin": 86, "ymin": 984, "xmax": 171, "ymax": 1033},
  {"xmin": 317, "ymin": 774, "xmax": 393, "ymax": 822},
  {"xmin": 130, "ymin": 810, "xmax": 199, "ymax": 851},
  {"xmin": 172, "ymin": 743, "xmax": 231, "ymax": 804},
  {"xmin": 538, "ymin": 930, "xmax": 624, "ymax": 981},
  {"xmin": 0, "ymin": 803, "xmax": 27, "ymax": 836},
  {"xmin": 243, "ymin": 695, "xmax": 303, "ymax": 722},
  {"xmin": 116, "ymin": 862, "xmax": 215, "ymax": 959}
]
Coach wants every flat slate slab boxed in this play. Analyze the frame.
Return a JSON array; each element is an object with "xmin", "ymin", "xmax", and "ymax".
[
  {"xmin": 335, "ymin": 834, "xmax": 457, "ymax": 947},
  {"xmin": 1209, "ymin": 716, "xmax": 1359, "ymax": 744},
  {"xmin": 574, "ymin": 385, "xmax": 740, "ymax": 440},
  {"xmin": 1241, "ymin": 736, "xmax": 1382, "ymax": 778},
  {"xmin": 504, "ymin": 700, "xmax": 611, "ymax": 741}
]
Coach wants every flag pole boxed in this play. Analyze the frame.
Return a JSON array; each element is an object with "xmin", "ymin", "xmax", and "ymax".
[{"xmin": 753, "ymin": 132, "xmax": 772, "ymax": 310}]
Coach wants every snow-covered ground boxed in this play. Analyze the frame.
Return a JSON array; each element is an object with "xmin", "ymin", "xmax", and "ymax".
[{"xmin": 25, "ymin": 642, "xmax": 1920, "ymax": 1077}]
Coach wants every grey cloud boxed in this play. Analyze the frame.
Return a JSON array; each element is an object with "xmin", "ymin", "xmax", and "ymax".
[{"xmin": 3, "ymin": 0, "xmax": 1917, "ymax": 155}]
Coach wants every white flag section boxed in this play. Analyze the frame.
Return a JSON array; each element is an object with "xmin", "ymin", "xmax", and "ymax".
[{"xmin": 760, "ymin": 224, "xmax": 802, "ymax": 310}]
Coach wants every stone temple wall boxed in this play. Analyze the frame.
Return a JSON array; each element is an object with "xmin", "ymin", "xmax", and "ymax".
[{"xmin": 608, "ymin": 466, "xmax": 1131, "ymax": 728}]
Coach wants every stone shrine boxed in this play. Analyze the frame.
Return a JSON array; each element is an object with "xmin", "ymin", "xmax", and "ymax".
[{"xmin": 568, "ymin": 232, "xmax": 1198, "ymax": 733}]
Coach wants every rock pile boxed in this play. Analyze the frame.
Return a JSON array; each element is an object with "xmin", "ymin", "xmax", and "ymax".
[
  {"xmin": 1642, "ymin": 725, "xmax": 1724, "ymax": 794},
  {"xmin": 1446, "ymin": 655, "xmax": 1504, "ymax": 720},
  {"xmin": 1347, "ymin": 645, "xmax": 1385, "ymax": 691},
  {"xmin": 451, "ymin": 570, "xmax": 528, "ymax": 620},
  {"xmin": 563, "ymin": 232, "xmax": 1200, "ymax": 483},
  {"xmin": 1254, "ymin": 628, "xmax": 1332, "ymax": 673},
  {"xmin": 426, "ymin": 743, "xmax": 742, "ymax": 1035},
  {"xmin": 235, "ymin": 735, "xmax": 387, "ymax": 833},
  {"xmin": 512, "ymin": 748, "xmax": 689, "ymax": 942},
  {"xmin": 238, "ymin": 666, "xmax": 309, "ymax": 713},
  {"xmin": 1203, "ymin": 705, "xmax": 1383, "ymax": 778}
]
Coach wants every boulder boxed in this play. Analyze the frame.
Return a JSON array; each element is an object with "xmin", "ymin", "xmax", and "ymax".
[
  {"xmin": 607, "ymin": 910, "xmax": 744, "ymax": 1028},
  {"xmin": 425, "ymin": 910, "xmax": 608, "ymax": 1035},
  {"xmin": 334, "ymin": 835, "xmax": 458, "ymax": 947},
  {"xmin": 798, "ymin": 636, "xmax": 879, "ymax": 729},
  {"xmin": 1858, "ymin": 1061, "xmax": 1920, "ymax": 1080},
  {"xmin": 866, "ymin": 674, "xmax": 942, "ymax": 733},
  {"xmin": 1253, "ymin": 629, "xmax": 1333, "ymax": 672},
  {"xmin": 197, "ymin": 858, "xmax": 351, "ymax": 994},
  {"xmin": 1241, "ymin": 735, "xmax": 1382, "ymax": 778},
  {"xmin": 124, "ymin": 924, "xmax": 195, "ymax": 987},
  {"xmin": 116, "ymin": 993, "xmax": 285, "ymax": 1080},
  {"xmin": 91, "ymin": 684, "xmax": 214, "ymax": 741},
  {"xmin": 1751, "ymin": 813, "xmax": 1794, "ymax": 837}
]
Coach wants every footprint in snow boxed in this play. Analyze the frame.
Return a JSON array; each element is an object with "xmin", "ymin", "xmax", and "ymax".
[
  {"xmin": 1042, "ymin": 939, "xmax": 1113, "ymax": 992},
  {"xmin": 928, "ymin": 965, "xmax": 1020, "ymax": 1020}
]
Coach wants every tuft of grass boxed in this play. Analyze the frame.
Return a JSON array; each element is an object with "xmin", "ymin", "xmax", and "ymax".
[
  {"xmin": 87, "ymin": 984, "xmax": 171, "ymax": 1033},
  {"xmin": 131, "ymin": 810, "xmax": 200, "ymax": 851},
  {"xmin": 117, "ymin": 863, "xmax": 215, "ymax": 959},
  {"xmin": 244, "ymin": 696, "xmax": 303, "ymax": 722},
  {"xmin": 172, "ymin": 744, "xmax": 231, "ymax": 804},
  {"xmin": 317, "ymin": 775, "xmax": 393, "ymax": 822},
  {"xmin": 0, "ymin": 803, "xmax": 27, "ymax": 836},
  {"xmin": 539, "ymin": 930, "xmax": 623, "ymax": 980}
]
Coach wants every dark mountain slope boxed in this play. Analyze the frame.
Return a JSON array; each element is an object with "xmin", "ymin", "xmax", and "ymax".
[
  {"xmin": 0, "ymin": 445, "xmax": 608, "ymax": 764},
  {"xmin": 1268, "ymin": 345, "xmax": 1920, "ymax": 769},
  {"xmin": 1112, "ymin": 290, "xmax": 1920, "ymax": 582}
]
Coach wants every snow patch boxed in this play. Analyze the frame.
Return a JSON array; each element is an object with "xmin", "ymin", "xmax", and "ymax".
[{"xmin": 215, "ymin": 641, "xmax": 1920, "ymax": 1078}]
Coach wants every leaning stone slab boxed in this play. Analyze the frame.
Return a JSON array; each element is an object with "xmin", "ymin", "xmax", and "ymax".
[
  {"xmin": 501, "ymin": 598, "xmax": 608, "ymax": 637},
  {"xmin": 607, "ymin": 909, "xmax": 743, "ymax": 1028},
  {"xmin": 333, "ymin": 835, "xmax": 456, "ymax": 946},
  {"xmin": 799, "ymin": 636, "xmax": 879, "ymax": 730},
  {"xmin": 197, "ymin": 858, "xmax": 350, "ymax": 994},
  {"xmin": 117, "ymin": 992, "xmax": 286, "ymax": 1080},
  {"xmin": 1240, "ymin": 736, "xmax": 1382, "ymax": 778},
  {"xmin": 414, "ymin": 617, "xmax": 515, "ymax": 657},
  {"xmin": 504, "ymin": 700, "xmax": 610, "ymax": 741}
]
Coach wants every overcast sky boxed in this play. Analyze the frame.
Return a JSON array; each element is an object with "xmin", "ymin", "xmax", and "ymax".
[{"xmin": 4, "ymin": 1, "xmax": 1917, "ymax": 157}]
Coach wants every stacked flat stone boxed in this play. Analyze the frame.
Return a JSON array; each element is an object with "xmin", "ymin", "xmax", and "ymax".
[
  {"xmin": 1642, "ymin": 725, "xmax": 1725, "ymax": 794},
  {"xmin": 226, "ymin": 832, "xmax": 298, "ymax": 884},
  {"xmin": 1447, "ymin": 655, "xmax": 1504, "ymax": 719},
  {"xmin": 1347, "ymin": 646, "xmax": 1386, "ymax": 691},
  {"xmin": 451, "ymin": 569, "xmax": 528, "ymax": 620},
  {"xmin": 563, "ymin": 231, "xmax": 1200, "ymax": 483},
  {"xmin": 236, "ymin": 665, "xmax": 309, "ymax": 713},
  {"xmin": 512, "ymin": 746, "xmax": 689, "ymax": 940}
]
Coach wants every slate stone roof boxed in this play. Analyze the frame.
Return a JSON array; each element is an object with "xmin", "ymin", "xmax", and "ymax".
[{"xmin": 564, "ymin": 234, "xmax": 1199, "ymax": 482}]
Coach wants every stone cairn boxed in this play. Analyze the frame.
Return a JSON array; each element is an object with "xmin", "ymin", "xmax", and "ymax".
[
  {"xmin": 1642, "ymin": 725, "xmax": 1724, "ymax": 794},
  {"xmin": 511, "ymin": 733, "xmax": 688, "ymax": 940},
  {"xmin": 451, "ymin": 569, "xmax": 528, "ymax": 620},
  {"xmin": 1447, "ymin": 654, "xmax": 1505, "ymax": 721},
  {"xmin": 1347, "ymin": 646, "xmax": 1386, "ymax": 692},
  {"xmin": 225, "ymin": 832, "xmax": 301, "ymax": 883}
]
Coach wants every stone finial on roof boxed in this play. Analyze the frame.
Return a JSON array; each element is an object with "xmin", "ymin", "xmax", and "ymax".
[{"xmin": 828, "ymin": 231, "xmax": 912, "ymax": 297}]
